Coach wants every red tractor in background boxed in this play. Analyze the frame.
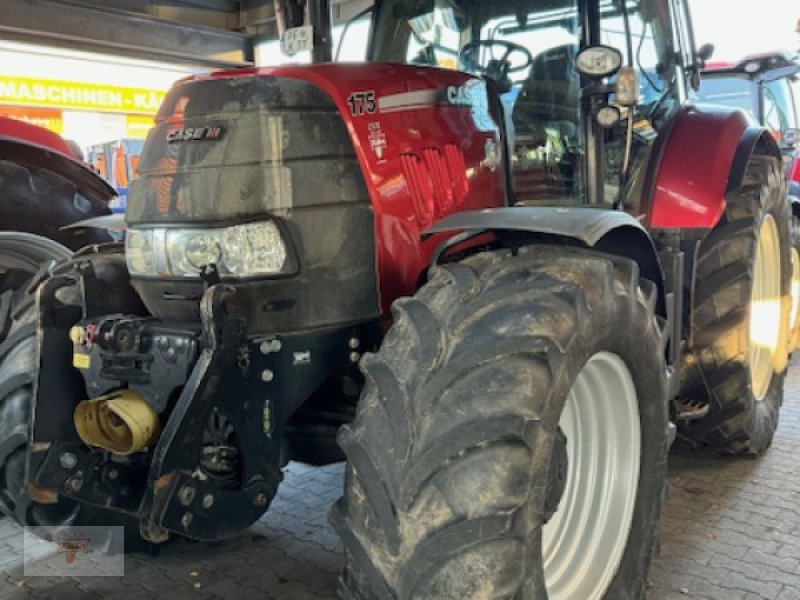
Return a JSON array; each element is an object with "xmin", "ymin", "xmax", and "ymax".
[
  {"xmin": 697, "ymin": 50, "xmax": 800, "ymax": 349},
  {"xmin": 0, "ymin": 117, "xmax": 114, "ymax": 292},
  {"xmin": 0, "ymin": 0, "xmax": 793, "ymax": 598}
]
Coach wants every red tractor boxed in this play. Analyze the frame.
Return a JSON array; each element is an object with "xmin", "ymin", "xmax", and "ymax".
[
  {"xmin": 0, "ymin": 0, "xmax": 792, "ymax": 597},
  {"xmin": 696, "ymin": 50, "xmax": 800, "ymax": 348},
  {"xmin": 0, "ymin": 117, "xmax": 114, "ymax": 291}
]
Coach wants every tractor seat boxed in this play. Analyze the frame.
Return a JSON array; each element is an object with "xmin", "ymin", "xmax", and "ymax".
[{"xmin": 512, "ymin": 44, "xmax": 580, "ymax": 137}]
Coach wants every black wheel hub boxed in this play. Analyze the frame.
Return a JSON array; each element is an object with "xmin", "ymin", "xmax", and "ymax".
[
  {"xmin": 543, "ymin": 428, "xmax": 568, "ymax": 524},
  {"xmin": 201, "ymin": 409, "xmax": 242, "ymax": 488}
]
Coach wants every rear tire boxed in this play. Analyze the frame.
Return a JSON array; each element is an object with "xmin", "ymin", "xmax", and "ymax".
[
  {"xmin": 679, "ymin": 154, "xmax": 791, "ymax": 455},
  {"xmin": 0, "ymin": 158, "xmax": 111, "ymax": 293},
  {"xmin": 332, "ymin": 246, "xmax": 668, "ymax": 600},
  {"xmin": 788, "ymin": 213, "xmax": 800, "ymax": 353}
]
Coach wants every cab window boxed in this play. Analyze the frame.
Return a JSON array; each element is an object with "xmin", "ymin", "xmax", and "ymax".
[{"xmin": 764, "ymin": 79, "xmax": 796, "ymax": 134}]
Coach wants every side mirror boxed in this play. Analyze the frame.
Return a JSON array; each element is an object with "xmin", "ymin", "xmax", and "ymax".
[
  {"xmin": 690, "ymin": 44, "xmax": 715, "ymax": 92},
  {"xmin": 697, "ymin": 43, "xmax": 715, "ymax": 66}
]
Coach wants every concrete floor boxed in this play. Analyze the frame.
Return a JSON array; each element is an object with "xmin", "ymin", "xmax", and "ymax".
[{"xmin": 2, "ymin": 360, "xmax": 800, "ymax": 599}]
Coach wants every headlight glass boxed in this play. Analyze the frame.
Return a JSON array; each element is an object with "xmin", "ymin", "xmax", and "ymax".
[
  {"xmin": 167, "ymin": 230, "xmax": 223, "ymax": 277},
  {"xmin": 126, "ymin": 221, "xmax": 289, "ymax": 279},
  {"xmin": 222, "ymin": 221, "xmax": 287, "ymax": 276},
  {"xmin": 126, "ymin": 229, "xmax": 155, "ymax": 276}
]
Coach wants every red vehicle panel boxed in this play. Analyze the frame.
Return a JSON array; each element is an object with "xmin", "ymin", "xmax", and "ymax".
[
  {"xmin": 788, "ymin": 153, "xmax": 800, "ymax": 185},
  {"xmin": 0, "ymin": 115, "xmax": 76, "ymax": 158},
  {"xmin": 648, "ymin": 105, "xmax": 750, "ymax": 229},
  {"xmin": 206, "ymin": 64, "xmax": 507, "ymax": 312}
]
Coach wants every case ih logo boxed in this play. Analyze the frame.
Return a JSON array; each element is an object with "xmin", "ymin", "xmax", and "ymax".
[
  {"xmin": 167, "ymin": 126, "xmax": 224, "ymax": 143},
  {"xmin": 56, "ymin": 532, "xmax": 91, "ymax": 565}
]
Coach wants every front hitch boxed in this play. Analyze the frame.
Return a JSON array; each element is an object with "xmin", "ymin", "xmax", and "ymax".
[
  {"xmin": 28, "ymin": 271, "xmax": 283, "ymax": 542},
  {"xmin": 138, "ymin": 282, "xmax": 282, "ymax": 543}
]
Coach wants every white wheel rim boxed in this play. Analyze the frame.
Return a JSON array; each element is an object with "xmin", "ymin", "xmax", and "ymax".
[
  {"xmin": 0, "ymin": 231, "xmax": 71, "ymax": 276},
  {"xmin": 790, "ymin": 247, "xmax": 800, "ymax": 333},
  {"xmin": 542, "ymin": 352, "xmax": 641, "ymax": 600},
  {"xmin": 748, "ymin": 215, "xmax": 781, "ymax": 401}
]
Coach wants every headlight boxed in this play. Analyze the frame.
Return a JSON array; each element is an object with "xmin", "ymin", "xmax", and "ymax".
[
  {"xmin": 222, "ymin": 222, "xmax": 287, "ymax": 276},
  {"xmin": 575, "ymin": 45, "xmax": 622, "ymax": 79},
  {"xmin": 126, "ymin": 221, "xmax": 291, "ymax": 279},
  {"xmin": 126, "ymin": 229, "xmax": 156, "ymax": 276},
  {"xmin": 167, "ymin": 230, "xmax": 224, "ymax": 277}
]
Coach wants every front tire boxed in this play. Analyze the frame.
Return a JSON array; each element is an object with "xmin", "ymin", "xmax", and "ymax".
[{"xmin": 332, "ymin": 246, "xmax": 668, "ymax": 599}]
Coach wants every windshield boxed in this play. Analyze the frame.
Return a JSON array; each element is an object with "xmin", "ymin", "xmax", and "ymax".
[
  {"xmin": 696, "ymin": 75, "xmax": 756, "ymax": 117},
  {"xmin": 371, "ymin": 0, "xmax": 681, "ymax": 209},
  {"xmin": 371, "ymin": 0, "xmax": 678, "ymax": 81}
]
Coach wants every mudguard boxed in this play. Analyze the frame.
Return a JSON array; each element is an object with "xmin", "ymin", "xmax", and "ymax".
[
  {"xmin": 647, "ymin": 105, "xmax": 781, "ymax": 229},
  {"xmin": 0, "ymin": 117, "xmax": 116, "ymax": 251},
  {"xmin": 423, "ymin": 206, "xmax": 666, "ymax": 316},
  {"xmin": 0, "ymin": 117, "xmax": 116, "ymax": 204}
]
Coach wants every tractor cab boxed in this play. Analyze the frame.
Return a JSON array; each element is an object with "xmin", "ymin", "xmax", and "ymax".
[{"xmin": 363, "ymin": 0, "xmax": 694, "ymax": 211}]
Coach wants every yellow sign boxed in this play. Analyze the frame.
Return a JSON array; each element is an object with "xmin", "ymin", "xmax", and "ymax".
[
  {"xmin": 126, "ymin": 115, "xmax": 155, "ymax": 139},
  {"xmin": 0, "ymin": 106, "xmax": 64, "ymax": 134},
  {"xmin": 72, "ymin": 353, "xmax": 91, "ymax": 370},
  {"xmin": 0, "ymin": 76, "xmax": 167, "ymax": 116}
]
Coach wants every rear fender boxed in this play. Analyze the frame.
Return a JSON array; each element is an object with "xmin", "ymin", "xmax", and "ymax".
[
  {"xmin": 423, "ymin": 206, "xmax": 666, "ymax": 317},
  {"xmin": 647, "ymin": 105, "xmax": 780, "ymax": 229}
]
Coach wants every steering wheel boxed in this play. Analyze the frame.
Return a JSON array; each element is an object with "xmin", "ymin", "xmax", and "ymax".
[{"xmin": 459, "ymin": 40, "xmax": 534, "ymax": 88}]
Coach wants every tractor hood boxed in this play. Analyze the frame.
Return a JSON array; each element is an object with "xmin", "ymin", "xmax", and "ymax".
[
  {"xmin": 126, "ymin": 72, "xmax": 363, "ymax": 226},
  {"xmin": 0, "ymin": 117, "xmax": 117, "ymax": 204}
]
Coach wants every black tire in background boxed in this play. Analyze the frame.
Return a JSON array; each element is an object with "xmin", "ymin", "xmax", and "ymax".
[
  {"xmin": 332, "ymin": 246, "xmax": 668, "ymax": 600},
  {"xmin": 679, "ymin": 153, "xmax": 791, "ymax": 455},
  {"xmin": 0, "ymin": 252, "xmax": 147, "ymax": 549},
  {"xmin": 0, "ymin": 159, "xmax": 112, "ymax": 293}
]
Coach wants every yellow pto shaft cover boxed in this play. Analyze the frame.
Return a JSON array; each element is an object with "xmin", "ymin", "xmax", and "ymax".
[{"xmin": 74, "ymin": 389, "xmax": 161, "ymax": 455}]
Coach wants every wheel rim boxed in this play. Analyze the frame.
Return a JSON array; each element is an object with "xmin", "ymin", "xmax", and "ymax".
[
  {"xmin": 790, "ymin": 247, "xmax": 800, "ymax": 334},
  {"xmin": 0, "ymin": 231, "xmax": 72, "ymax": 290},
  {"xmin": 748, "ymin": 215, "xmax": 782, "ymax": 401},
  {"xmin": 542, "ymin": 352, "xmax": 641, "ymax": 600}
]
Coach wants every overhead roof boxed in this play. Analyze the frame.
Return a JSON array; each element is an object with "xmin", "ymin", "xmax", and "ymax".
[{"xmin": 1, "ymin": 0, "xmax": 371, "ymax": 68}]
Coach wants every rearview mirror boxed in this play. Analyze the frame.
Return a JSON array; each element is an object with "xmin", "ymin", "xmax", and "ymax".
[{"xmin": 698, "ymin": 43, "xmax": 715, "ymax": 65}]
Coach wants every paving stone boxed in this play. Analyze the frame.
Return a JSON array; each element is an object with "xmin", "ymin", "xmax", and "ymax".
[{"xmin": 3, "ymin": 360, "xmax": 800, "ymax": 598}]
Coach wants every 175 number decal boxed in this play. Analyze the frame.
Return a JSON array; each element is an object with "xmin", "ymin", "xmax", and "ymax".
[{"xmin": 347, "ymin": 91, "xmax": 377, "ymax": 116}]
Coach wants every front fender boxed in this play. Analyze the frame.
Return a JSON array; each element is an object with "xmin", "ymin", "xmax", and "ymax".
[{"xmin": 424, "ymin": 206, "xmax": 666, "ymax": 316}]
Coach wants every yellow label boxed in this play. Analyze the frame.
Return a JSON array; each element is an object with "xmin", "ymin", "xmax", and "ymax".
[
  {"xmin": 126, "ymin": 114, "xmax": 155, "ymax": 139},
  {"xmin": 0, "ymin": 106, "xmax": 63, "ymax": 133},
  {"xmin": 0, "ymin": 76, "xmax": 167, "ymax": 115},
  {"xmin": 73, "ymin": 353, "xmax": 91, "ymax": 370}
]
